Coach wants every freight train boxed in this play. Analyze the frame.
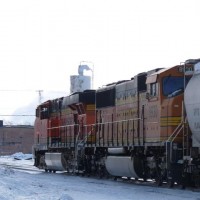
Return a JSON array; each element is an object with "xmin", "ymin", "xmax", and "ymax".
[{"xmin": 33, "ymin": 59, "xmax": 200, "ymax": 188}]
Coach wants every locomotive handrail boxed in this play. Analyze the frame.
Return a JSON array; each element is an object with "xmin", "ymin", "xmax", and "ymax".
[
  {"xmin": 74, "ymin": 117, "xmax": 142, "ymax": 146},
  {"xmin": 76, "ymin": 129, "xmax": 92, "ymax": 147},
  {"xmin": 47, "ymin": 117, "xmax": 141, "ymax": 130},
  {"xmin": 47, "ymin": 124, "xmax": 76, "ymax": 130},
  {"xmin": 96, "ymin": 118, "xmax": 141, "ymax": 125},
  {"xmin": 47, "ymin": 117, "xmax": 142, "ymax": 150},
  {"xmin": 74, "ymin": 126, "xmax": 94, "ymax": 169},
  {"xmin": 166, "ymin": 120, "xmax": 184, "ymax": 142},
  {"xmin": 166, "ymin": 100, "xmax": 185, "ymax": 143}
]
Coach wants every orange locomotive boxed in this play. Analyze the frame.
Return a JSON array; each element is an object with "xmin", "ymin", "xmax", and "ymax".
[
  {"xmin": 34, "ymin": 90, "xmax": 96, "ymax": 171},
  {"xmin": 33, "ymin": 59, "xmax": 199, "ymax": 187}
]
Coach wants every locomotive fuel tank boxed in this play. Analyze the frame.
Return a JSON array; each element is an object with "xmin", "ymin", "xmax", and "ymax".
[
  {"xmin": 105, "ymin": 156, "xmax": 140, "ymax": 178},
  {"xmin": 45, "ymin": 153, "xmax": 67, "ymax": 171},
  {"xmin": 185, "ymin": 62, "xmax": 200, "ymax": 147},
  {"xmin": 105, "ymin": 148, "xmax": 143, "ymax": 178}
]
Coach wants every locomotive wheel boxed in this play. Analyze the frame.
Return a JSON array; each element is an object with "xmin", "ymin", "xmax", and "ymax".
[
  {"xmin": 81, "ymin": 172, "xmax": 85, "ymax": 177},
  {"xmin": 155, "ymin": 169, "xmax": 163, "ymax": 186},
  {"xmin": 98, "ymin": 171, "xmax": 103, "ymax": 179},
  {"xmin": 194, "ymin": 175, "xmax": 200, "ymax": 188},
  {"xmin": 97, "ymin": 166, "xmax": 105, "ymax": 179},
  {"xmin": 156, "ymin": 177, "xmax": 163, "ymax": 186},
  {"xmin": 167, "ymin": 179, "xmax": 174, "ymax": 188}
]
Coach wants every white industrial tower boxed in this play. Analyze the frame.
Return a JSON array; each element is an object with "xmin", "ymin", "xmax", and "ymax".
[{"xmin": 70, "ymin": 62, "xmax": 94, "ymax": 94}]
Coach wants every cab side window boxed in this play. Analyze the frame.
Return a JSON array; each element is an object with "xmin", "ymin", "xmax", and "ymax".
[{"xmin": 150, "ymin": 83, "xmax": 158, "ymax": 97}]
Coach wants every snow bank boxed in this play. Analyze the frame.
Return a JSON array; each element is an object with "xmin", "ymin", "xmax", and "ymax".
[
  {"xmin": 1, "ymin": 152, "xmax": 33, "ymax": 160},
  {"xmin": 12, "ymin": 152, "xmax": 33, "ymax": 160}
]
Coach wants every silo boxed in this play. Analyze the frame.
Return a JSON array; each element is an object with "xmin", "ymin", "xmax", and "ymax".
[{"xmin": 70, "ymin": 64, "xmax": 92, "ymax": 93}]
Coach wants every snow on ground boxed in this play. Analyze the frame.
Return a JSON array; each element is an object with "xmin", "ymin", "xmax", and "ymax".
[
  {"xmin": 0, "ymin": 153, "xmax": 199, "ymax": 200},
  {"xmin": 11, "ymin": 152, "xmax": 33, "ymax": 160}
]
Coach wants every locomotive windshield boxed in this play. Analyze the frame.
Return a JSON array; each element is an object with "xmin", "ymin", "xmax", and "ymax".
[{"xmin": 162, "ymin": 76, "xmax": 190, "ymax": 98}]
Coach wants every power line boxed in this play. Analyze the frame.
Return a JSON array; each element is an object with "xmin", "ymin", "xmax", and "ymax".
[
  {"xmin": 0, "ymin": 89, "xmax": 66, "ymax": 93},
  {"xmin": 0, "ymin": 89, "xmax": 35, "ymax": 92},
  {"xmin": 36, "ymin": 90, "xmax": 43, "ymax": 104},
  {"xmin": 0, "ymin": 115, "xmax": 35, "ymax": 116}
]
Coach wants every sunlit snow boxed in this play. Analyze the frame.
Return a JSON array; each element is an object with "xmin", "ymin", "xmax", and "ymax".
[{"xmin": 0, "ymin": 153, "xmax": 199, "ymax": 200}]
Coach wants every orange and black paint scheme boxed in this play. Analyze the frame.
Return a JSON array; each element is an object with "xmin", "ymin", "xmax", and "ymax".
[{"xmin": 33, "ymin": 60, "xmax": 200, "ymax": 188}]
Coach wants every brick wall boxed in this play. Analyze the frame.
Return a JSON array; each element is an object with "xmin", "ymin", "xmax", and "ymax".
[{"xmin": 0, "ymin": 126, "xmax": 34, "ymax": 155}]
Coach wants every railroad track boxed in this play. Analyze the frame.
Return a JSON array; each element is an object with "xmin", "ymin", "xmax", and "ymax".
[
  {"xmin": 61, "ymin": 171, "xmax": 200, "ymax": 192},
  {"xmin": 1, "ymin": 160, "xmax": 199, "ymax": 192},
  {"xmin": 0, "ymin": 161, "xmax": 41, "ymax": 173}
]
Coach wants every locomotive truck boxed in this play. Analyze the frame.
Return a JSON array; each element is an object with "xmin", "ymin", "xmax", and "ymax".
[{"xmin": 33, "ymin": 59, "xmax": 200, "ymax": 187}]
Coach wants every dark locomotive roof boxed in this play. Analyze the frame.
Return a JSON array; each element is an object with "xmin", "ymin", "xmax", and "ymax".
[
  {"xmin": 136, "ymin": 72, "xmax": 147, "ymax": 92},
  {"xmin": 116, "ymin": 79, "xmax": 134, "ymax": 91},
  {"xmin": 96, "ymin": 73, "xmax": 148, "ymax": 109},
  {"xmin": 96, "ymin": 84, "xmax": 115, "ymax": 108},
  {"xmin": 147, "ymin": 68, "xmax": 163, "ymax": 74},
  {"xmin": 185, "ymin": 58, "xmax": 200, "ymax": 65},
  {"xmin": 97, "ymin": 80, "xmax": 129, "ymax": 93},
  {"xmin": 62, "ymin": 90, "xmax": 95, "ymax": 107},
  {"xmin": 131, "ymin": 72, "xmax": 147, "ymax": 92},
  {"xmin": 96, "ymin": 83, "xmax": 116, "ymax": 93}
]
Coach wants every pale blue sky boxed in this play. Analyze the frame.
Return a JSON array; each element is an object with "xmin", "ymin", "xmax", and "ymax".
[{"xmin": 0, "ymin": 0, "xmax": 200, "ymax": 123}]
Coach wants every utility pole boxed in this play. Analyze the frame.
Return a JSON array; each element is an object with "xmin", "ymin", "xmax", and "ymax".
[{"xmin": 36, "ymin": 90, "xmax": 43, "ymax": 104}]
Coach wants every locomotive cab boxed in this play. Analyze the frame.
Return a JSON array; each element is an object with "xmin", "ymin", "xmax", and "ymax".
[
  {"xmin": 145, "ymin": 64, "xmax": 193, "ymax": 144},
  {"xmin": 145, "ymin": 63, "xmax": 194, "ymax": 185}
]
